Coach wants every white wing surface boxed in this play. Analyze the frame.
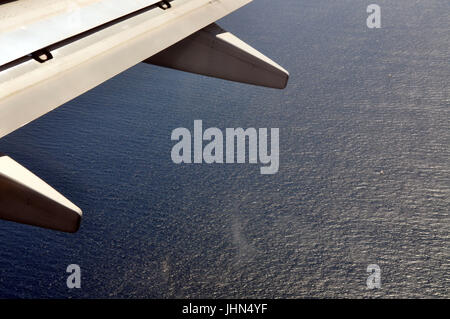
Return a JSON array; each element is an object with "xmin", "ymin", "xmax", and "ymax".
[{"xmin": 0, "ymin": 0, "xmax": 288, "ymax": 232}]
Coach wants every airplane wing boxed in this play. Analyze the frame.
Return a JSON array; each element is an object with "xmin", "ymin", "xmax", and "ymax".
[{"xmin": 0, "ymin": 0, "xmax": 289, "ymax": 233}]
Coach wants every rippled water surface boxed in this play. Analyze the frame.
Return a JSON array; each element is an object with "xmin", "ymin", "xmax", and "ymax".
[{"xmin": 0, "ymin": 0, "xmax": 448, "ymax": 298}]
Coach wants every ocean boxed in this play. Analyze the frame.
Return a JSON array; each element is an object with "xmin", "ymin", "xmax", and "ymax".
[{"xmin": 0, "ymin": 0, "xmax": 448, "ymax": 298}]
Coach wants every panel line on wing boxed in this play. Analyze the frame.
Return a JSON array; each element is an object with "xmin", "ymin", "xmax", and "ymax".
[{"xmin": 0, "ymin": 0, "xmax": 163, "ymax": 68}]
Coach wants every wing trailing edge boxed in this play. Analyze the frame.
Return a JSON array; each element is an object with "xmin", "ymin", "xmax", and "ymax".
[{"xmin": 145, "ymin": 23, "xmax": 289, "ymax": 89}]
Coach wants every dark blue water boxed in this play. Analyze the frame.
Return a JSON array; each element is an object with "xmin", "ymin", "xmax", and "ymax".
[{"xmin": 0, "ymin": 0, "xmax": 448, "ymax": 298}]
